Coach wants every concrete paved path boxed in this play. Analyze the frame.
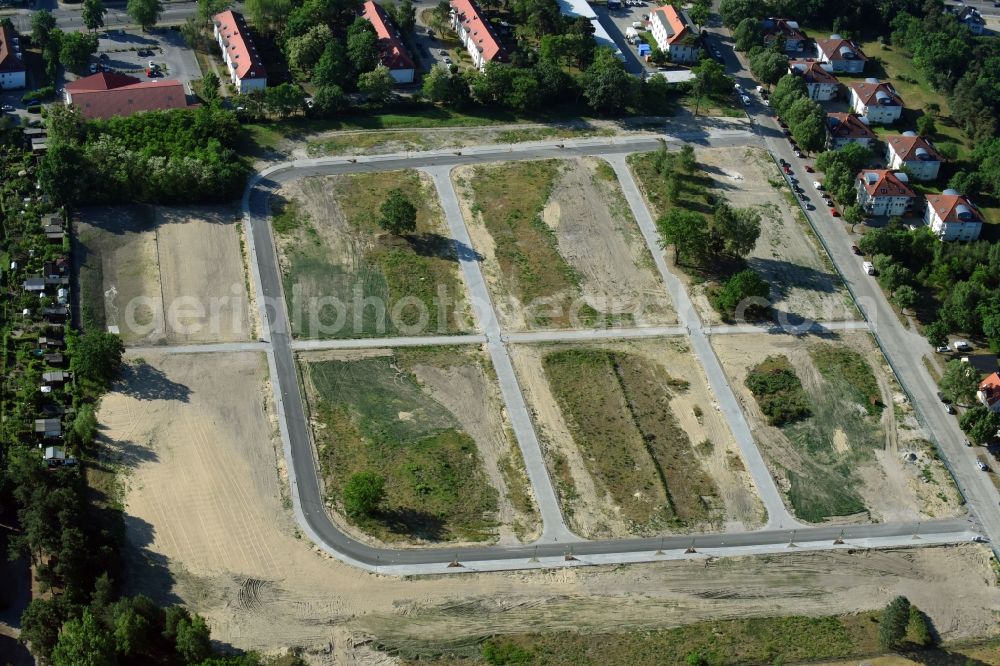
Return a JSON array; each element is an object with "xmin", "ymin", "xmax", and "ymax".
[
  {"xmin": 606, "ymin": 154, "xmax": 799, "ymax": 530},
  {"xmin": 425, "ymin": 166, "xmax": 578, "ymax": 543}
]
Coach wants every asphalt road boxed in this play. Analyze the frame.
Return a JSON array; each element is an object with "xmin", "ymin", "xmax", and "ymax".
[{"xmin": 242, "ymin": 136, "xmax": 985, "ymax": 572}]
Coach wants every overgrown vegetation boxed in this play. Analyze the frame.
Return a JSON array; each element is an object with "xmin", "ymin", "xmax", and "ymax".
[
  {"xmin": 745, "ymin": 355, "xmax": 811, "ymax": 426},
  {"xmin": 308, "ymin": 351, "xmax": 499, "ymax": 542},
  {"xmin": 543, "ymin": 347, "xmax": 718, "ymax": 531}
]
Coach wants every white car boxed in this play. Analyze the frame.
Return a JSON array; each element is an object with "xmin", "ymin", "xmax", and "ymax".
[
  {"xmin": 977, "ymin": 461, "xmax": 989, "ymax": 471},
  {"xmin": 0, "ymin": 104, "xmax": 13, "ymax": 112},
  {"xmin": 741, "ymin": 95, "xmax": 751, "ymax": 106},
  {"xmin": 812, "ymin": 180, "xmax": 823, "ymax": 189},
  {"xmin": 148, "ymin": 60, "xmax": 158, "ymax": 69}
]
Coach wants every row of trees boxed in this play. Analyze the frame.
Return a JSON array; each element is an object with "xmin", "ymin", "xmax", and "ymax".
[
  {"xmin": 719, "ymin": 0, "xmax": 926, "ymax": 39},
  {"xmin": 768, "ymin": 73, "xmax": 826, "ymax": 153},
  {"xmin": 39, "ymin": 104, "xmax": 248, "ymax": 205}
]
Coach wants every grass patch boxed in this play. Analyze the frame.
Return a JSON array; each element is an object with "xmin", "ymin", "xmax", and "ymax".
[
  {"xmin": 307, "ymin": 353, "xmax": 498, "ymax": 542},
  {"xmin": 543, "ymin": 347, "xmax": 718, "ymax": 531},
  {"xmin": 306, "ymin": 130, "xmax": 430, "ymax": 157},
  {"xmin": 745, "ymin": 355, "xmax": 811, "ymax": 426},
  {"xmin": 466, "ymin": 160, "xmax": 590, "ymax": 328},
  {"xmin": 278, "ymin": 170, "xmax": 467, "ymax": 338},
  {"xmin": 811, "ymin": 343, "xmax": 883, "ymax": 416}
]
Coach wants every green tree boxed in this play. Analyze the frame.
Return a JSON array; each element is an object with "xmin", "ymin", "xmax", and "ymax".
[
  {"xmin": 924, "ymin": 319, "xmax": 949, "ymax": 348},
  {"xmin": 82, "ymin": 0, "xmax": 107, "ymax": 33},
  {"xmin": 32, "ymin": 10, "xmax": 57, "ymax": 48},
  {"xmin": 378, "ymin": 189, "xmax": 417, "ymax": 235},
  {"xmin": 343, "ymin": 471, "xmax": 386, "ymax": 518},
  {"xmin": 70, "ymin": 403, "xmax": 99, "ymax": 447},
  {"xmin": 358, "ymin": 65, "xmax": 395, "ymax": 105},
  {"xmin": 581, "ymin": 47, "xmax": 634, "ymax": 115},
  {"xmin": 175, "ymin": 614, "xmax": 212, "ymax": 663},
  {"xmin": 286, "ymin": 23, "xmax": 332, "ymax": 75},
  {"xmin": 244, "ymin": 0, "xmax": 291, "ymax": 33},
  {"xmin": 715, "ymin": 269, "xmax": 770, "ymax": 317},
  {"xmin": 127, "ymin": 0, "xmax": 164, "ymax": 30},
  {"xmin": 770, "ymin": 73, "xmax": 807, "ymax": 118},
  {"xmin": 263, "ymin": 82, "xmax": 305, "ymax": 117},
  {"xmin": 312, "ymin": 41, "xmax": 352, "ymax": 89},
  {"xmin": 916, "ymin": 113, "xmax": 936, "ymax": 137},
  {"xmin": 733, "ymin": 17, "xmax": 763, "ymax": 51},
  {"xmin": 879, "ymin": 262, "xmax": 913, "ymax": 293},
  {"xmin": 51, "ymin": 609, "xmax": 116, "ymax": 666},
  {"xmin": 713, "ymin": 203, "xmax": 761, "ymax": 257},
  {"xmin": 959, "ymin": 406, "xmax": 1000, "ymax": 445},
  {"xmin": 939, "ymin": 359, "xmax": 981, "ymax": 405},
  {"xmin": 347, "ymin": 20, "xmax": 380, "ymax": 73},
  {"xmin": 71, "ymin": 330, "xmax": 125, "ymax": 389},
  {"xmin": 39, "ymin": 143, "xmax": 87, "ymax": 205},
  {"xmin": 19, "ymin": 598, "xmax": 67, "ymax": 661},
  {"xmin": 657, "ymin": 208, "xmax": 710, "ymax": 266},
  {"xmin": 688, "ymin": 0, "xmax": 711, "ymax": 26},
  {"xmin": 200, "ymin": 71, "xmax": 220, "ymax": 102},
  {"xmin": 482, "ymin": 640, "xmax": 533, "ymax": 665},
  {"xmin": 843, "ymin": 204, "xmax": 865, "ymax": 227},
  {"xmin": 748, "ymin": 50, "xmax": 788, "ymax": 86},
  {"xmin": 788, "ymin": 98, "xmax": 826, "ymax": 152},
  {"xmin": 718, "ymin": 0, "xmax": 764, "ymax": 28},
  {"xmin": 893, "ymin": 284, "xmax": 918, "ymax": 312},
  {"xmin": 310, "ymin": 84, "xmax": 346, "ymax": 117},
  {"xmin": 691, "ymin": 58, "xmax": 732, "ymax": 100},
  {"xmin": 59, "ymin": 32, "xmax": 99, "ymax": 75},
  {"xmin": 907, "ymin": 605, "xmax": 935, "ymax": 648},
  {"xmin": 113, "ymin": 606, "xmax": 151, "ymax": 656},
  {"xmin": 197, "ymin": 0, "xmax": 232, "ymax": 22},
  {"xmin": 878, "ymin": 596, "xmax": 911, "ymax": 651}
]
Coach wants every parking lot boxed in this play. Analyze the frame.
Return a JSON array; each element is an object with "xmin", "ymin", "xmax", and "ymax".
[
  {"xmin": 87, "ymin": 28, "xmax": 201, "ymax": 92},
  {"xmin": 595, "ymin": 2, "xmax": 652, "ymax": 75}
]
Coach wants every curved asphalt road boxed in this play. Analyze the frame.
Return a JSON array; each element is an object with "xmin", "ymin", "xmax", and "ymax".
[{"xmin": 242, "ymin": 135, "xmax": 980, "ymax": 574}]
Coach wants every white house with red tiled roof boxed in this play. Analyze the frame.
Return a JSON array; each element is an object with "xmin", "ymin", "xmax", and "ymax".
[
  {"xmin": 213, "ymin": 10, "xmax": 267, "ymax": 94},
  {"xmin": 362, "ymin": 1, "xmax": 415, "ymax": 83},
  {"xmin": 925, "ymin": 190, "xmax": 983, "ymax": 241},
  {"xmin": 0, "ymin": 25, "xmax": 26, "ymax": 90},
  {"xmin": 855, "ymin": 170, "xmax": 915, "ymax": 217},
  {"xmin": 815, "ymin": 34, "xmax": 867, "ymax": 73},
  {"xmin": 648, "ymin": 5, "xmax": 699, "ymax": 64},
  {"xmin": 977, "ymin": 372, "xmax": 1000, "ymax": 413},
  {"xmin": 789, "ymin": 59, "xmax": 839, "ymax": 101},
  {"xmin": 450, "ymin": 0, "xmax": 507, "ymax": 71},
  {"xmin": 64, "ymin": 72, "xmax": 191, "ymax": 119},
  {"xmin": 826, "ymin": 112, "xmax": 875, "ymax": 150},
  {"xmin": 849, "ymin": 78, "xmax": 903, "ymax": 125},
  {"xmin": 884, "ymin": 132, "xmax": 943, "ymax": 181}
]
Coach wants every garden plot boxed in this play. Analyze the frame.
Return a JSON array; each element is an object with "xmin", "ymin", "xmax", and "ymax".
[
  {"xmin": 453, "ymin": 158, "xmax": 675, "ymax": 331},
  {"xmin": 299, "ymin": 346, "xmax": 537, "ymax": 545},
  {"xmin": 75, "ymin": 205, "xmax": 251, "ymax": 345},
  {"xmin": 712, "ymin": 331, "xmax": 963, "ymax": 524},
  {"xmin": 509, "ymin": 338, "xmax": 764, "ymax": 539},
  {"xmin": 631, "ymin": 146, "xmax": 855, "ymax": 325},
  {"xmin": 271, "ymin": 170, "xmax": 472, "ymax": 339}
]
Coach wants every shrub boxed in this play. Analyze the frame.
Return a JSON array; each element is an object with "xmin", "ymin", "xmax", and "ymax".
[
  {"xmin": 745, "ymin": 356, "xmax": 811, "ymax": 426},
  {"xmin": 26, "ymin": 105, "xmax": 41, "ymax": 114}
]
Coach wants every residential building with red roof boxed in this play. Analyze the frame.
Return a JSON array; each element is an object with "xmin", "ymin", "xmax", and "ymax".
[
  {"xmin": 925, "ymin": 190, "xmax": 983, "ymax": 241},
  {"xmin": 825, "ymin": 113, "xmax": 875, "ymax": 150},
  {"xmin": 63, "ymin": 72, "xmax": 191, "ymax": 120},
  {"xmin": 450, "ymin": 0, "xmax": 507, "ymax": 71},
  {"xmin": 361, "ymin": 1, "xmax": 415, "ymax": 84},
  {"xmin": 788, "ymin": 59, "xmax": 839, "ymax": 101},
  {"xmin": 815, "ymin": 34, "xmax": 867, "ymax": 73},
  {"xmin": 977, "ymin": 372, "xmax": 1000, "ymax": 412},
  {"xmin": 855, "ymin": 170, "xmax": 915, "ymax": 217},
  {"xmin": 849, "ymin": 78, "xmax": 903, "ymax": 125},
  {"xmin": 884, "ymin": 132, "xmax": 943, "ymax": 181},
  {"xmin": 648, "ymin": 5, "xmax": 699, "ymax": 64},
  {"xmin": 0, "ymin": 25, "xmax": 26, "ymax": 90},
  {"xmin": 213, "ymin": 10, "xmax": 267, "ymax": 94},
  {"xmin": 760, "ymin": 17, "xmax": 804, "ymax": 52}
]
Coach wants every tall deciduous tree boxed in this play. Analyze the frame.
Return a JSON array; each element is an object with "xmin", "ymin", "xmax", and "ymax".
[
  {"xmin": 358, "ymin": 65, "xmax": 395, "ymax": 105},
  {"xmin": 82, "ymin": 0, "xmax": 107, "ymax": 33},
  {"xmin": 715, "ymin": 269, "xmax": 770, "ymax": 317},
  {"xmin": 657, "ymin": 208, "xmax": 710, "ymax": 265},
  {"xmin": 712, "ymin": 203, "xmax": 761, "ymax": 257},
  {"xmin": 733, "ymin": 17, "xmax": 763, "ymax": 51},
  {"xmin": 343, "ymin": 471, "xmax": 386, "ymax": 517},
  {"xmin": 878, "ymin": 596, "xmax": 910, "ymax": 651},
  {"xmin": 939, "ymin": 359, "xmax": 982, "ymax": 405},
  {"xmin": 748, "ymin": 50, "xmax": 788, "ymax": 86},
  {"xmin": 59, "ymin": 32, "xmax": 99, "ymax": 75},
  {"xmin": 32, "ymin": 10, "xmax": 57, "ymax": 48},
  {"xmin": 127, "ymin": 0, "xmax": 164, "ymax": 30},
  {"xmin": 51, "ymin": 610, "xmax": 116, "ymax": 666},
  {"xmin": 581, "ymin": 47, "xmax": 634, "ymax": 115},
  {"xmin": 378, "ymin": 189, "xmax": 417, "ymax": 235},
  {"xmin": 347, "ymin": 19, "xmax": 380, "ymax": 73},
  {"xmin": 70, "ymin": 330, "xmax": 125, "ymax": 389}
]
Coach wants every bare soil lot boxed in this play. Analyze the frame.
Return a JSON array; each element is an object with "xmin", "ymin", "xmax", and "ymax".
[
  {"xmin": 631, "ymin": 147, "xmax": 855, "ymax": 325},
  {"xmin": 272, "ymin": 171, "xmax": 472, "ymax": 339},
  {"xmin": 713, "ymin": 331, "xmax": 963, "ymax": 524},
  {"xmin": 102, "ymin": 352, "xmax": 999, "ymax": 663},
  {"xmin": 299, "ymin": 346, "xmax": 537, "ymax": 545},
  {"xmin": 75, "ymin": 205, "xmax": 251, "ymax": 344},
  {"xmin": 453, "ymin": 158, "xmax": 675, "ymax": 331},
  {"xmin": 509, "ymin": 338, "xmax": 763, "ymax": 539}
]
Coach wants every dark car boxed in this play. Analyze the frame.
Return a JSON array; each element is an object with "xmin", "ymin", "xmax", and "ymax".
[
  {"xmin": 937, "ymin": 391, "xmax": 952, "ymax": 404},
  {"xmin": 946, "ymin": 404, "xmax": 956, "ymax": 414},
  {"xmin": 851, "ymin": 244, "xmax": 862, "ymax": 255}
]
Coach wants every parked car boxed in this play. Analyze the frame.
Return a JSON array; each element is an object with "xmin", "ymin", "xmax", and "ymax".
[
  {"xmin": 977, "ymin": 461, "xmax": 988, "ymax": 471},
  {"xmin": 965, "ymin": 439, "xmax": 973, "ymax": 447},
  {"xmin": 936, "ymin": 345, "xmax": 950, "ymax": 353},
  {"xmin": 804, "ymin": 165, "xmax": 814, "ymax": 173},
  {"xmin": 830, "ymin": 207, "xmax": 839, "ymax": 217},
  {"xmin": 793, "ymin": 149, "xmax": 803, "ymax": 157},
  {"xmin": 783, "ymin": 166, "xmax": 791, "ymax": 174},
  {"xmin": 439, "ymin": 49, "xmax": 447, "ymax": 55},
  {"xmin": 937, "ymin": 391, "xmax": 951, "ymax": 404},
  {"xmin": 0, "ymin": 104, "xmax": 13, "ymax": 112},
  {"xmin": 946, "ymin": 403, "xmax": 957, "ymax": 414},
  {"xmin": 851, "ymin": 244, "xmax": 862, "ymax": 255},
  {"xmin": 812, "ymin": 181, "xmax": 823, "ymax": 190},
  {"xmin": 89, "ymin": 63, "xmax": 98, "ymax": 73}
]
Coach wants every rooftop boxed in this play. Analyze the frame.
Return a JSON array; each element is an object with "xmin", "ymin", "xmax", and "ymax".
[
  {"xmin": 789, "ymin": 59, "xmax": 839, "ymax": 85},
  {"xmin": 885, "ymin": 133, "xmax": 942, "ymax": 162},
  {"xmin": 826, "ymin": 112, "xmax": 875, "ymax": 140},
  {"xmin": 213, "ymin": 10, "xmax": 267, "ymax": 80},
  {"xmin": 856, "ymin": 170, "xmax": 915, "ymax": 197},
  {"xmin": 451, "ymin": 0, "xmax": 507, "ymax": 63},
  {"xmin": 650, "ymin": 5, "xmax": 695, "ymax": 45},
  {"xmin": 68, "ymin": 78, "xmax": 190, "ymax": 120},
  {"xmin": 0, "ymin": 25, "xmax": 24, "ymax": 74},
  {"xmin": 849, "ymin": 80, "xmax": 903, "ymax": 107},
  {"xmin": 980, "ymin": 371, "xmax": 1000, "ymax": 406},
  {"xmin": 816, "ymin": 35, "xmax": 867, "ymax": 62},
  {"xmin": 927, "ymin": 191, "xmax": 983, "ymax": 224},
  {"xmin": 361, "ymin": 1, "xmax": 415, "ymax": 72}
]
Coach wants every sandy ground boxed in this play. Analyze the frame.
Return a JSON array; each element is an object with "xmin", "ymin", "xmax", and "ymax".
[
  {"xmin": 76, "ymin": 205, "xmax": 251, "ymax": 345},
  {"xmin": 712, "ymin": 331, "xmax": 963, "ymax": 524},
  {"xmin": 679, "ymin": 147, "xmax": 856, "ymax": 326},
  {"xmin": 453, "ymin": 158, "xmax": 675, "ymax": 331},
  {"xmin": 296, "ymin": 347, "xmax": 539, "ymax": 546},
  {"xmin": 99, "ymin": 350, "xmax": 1000, "ymax": 664},
  {"xmin": 508, "ymin": 338, "xmax": 764, "ymax": 539}
]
